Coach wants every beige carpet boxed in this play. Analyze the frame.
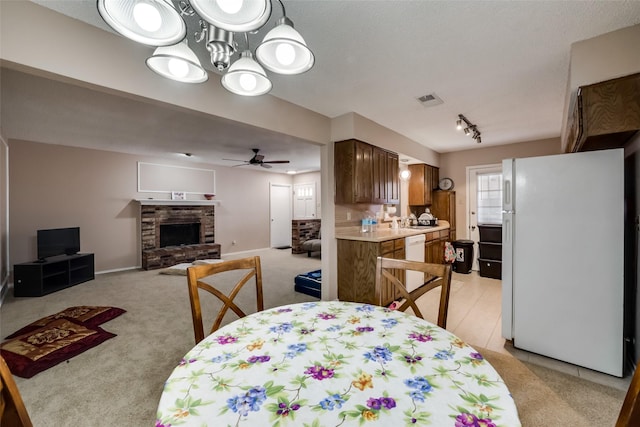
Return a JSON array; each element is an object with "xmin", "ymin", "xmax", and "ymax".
[
  {"xmin": 481, "ymin": 348, "xmax": 626, "ymax": 425},
  {"xmin": 0, "ymin": 248, "xmax": 628, "ymax": 426}
]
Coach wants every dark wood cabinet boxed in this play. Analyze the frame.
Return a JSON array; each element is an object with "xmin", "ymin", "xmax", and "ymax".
[
  {"xmin": 335, "ymin": 139, "xmax": 400, "ymax": 205},
  {"xmin": 13, "ymin": 253, "xmax": 95, "ymax": 297},
  {"xmin": 566, "ymin": 72, "xmax": 640, "ymax": 153},
  {"xmin": 386, "ymin": 151, "xmax": 400, "ymax": 204},
  {"xmin": 431, "ymin": 191, "xmax": 456, "ymax": 241},
  {"xmin": 425, "ymin": 230, "xmax": 450, "ymax": 264},
  {"xmin": 408, "ymin": 163, "xmax": 439, "ymax": 206},
  {"xmin": 337, "ymin": 237, "xmax": 405, "ymax": 306}
]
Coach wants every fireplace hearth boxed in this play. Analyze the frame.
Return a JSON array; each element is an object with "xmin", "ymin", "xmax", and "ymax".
[{"xmin": 139, "ymin": 204, "xmax": 220, "ymax": 270}]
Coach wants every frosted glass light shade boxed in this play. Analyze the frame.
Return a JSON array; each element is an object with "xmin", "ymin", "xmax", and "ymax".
[
  {"xmin": 97, "ymin": 0, "xmax": 186, "ymax": 46},
  {"xmin": 190, "ymin": 0, "xmax": 271, "ymax": 32},
  {"xmin": 146, "ymin": 41, "xmax": 208, "ymax": 83},
  {"xmin": 256, "ymin": 18, "xmax": 314, "ymax": 75},
  {"xmin": 221, "ymin": 51, "xmax": 272, "ymax": 96}
]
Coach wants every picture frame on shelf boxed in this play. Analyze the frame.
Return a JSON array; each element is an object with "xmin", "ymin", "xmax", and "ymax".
[{"xmin": 171, "ymin": 191, "xmax": 186, "ymax": 200}]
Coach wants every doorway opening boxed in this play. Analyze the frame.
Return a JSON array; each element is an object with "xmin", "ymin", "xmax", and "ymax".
[{"xmin": 466, "ymin": 164, "xmax": 502, "ymax": 270}]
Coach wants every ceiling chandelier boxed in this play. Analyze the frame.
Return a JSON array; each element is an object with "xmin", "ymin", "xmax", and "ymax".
[
  {"xmin": 97, "ymin": 0, "xmax": 314, "ymax": 96},
  {"xmin": 456, "ymin": 114, "xmax": 482, "ymax": 144}
]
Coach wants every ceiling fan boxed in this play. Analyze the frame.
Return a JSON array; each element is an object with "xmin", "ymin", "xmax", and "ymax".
[{"xmin": 223, "ymin": 148, "xmax": 290, "ymax": 169}]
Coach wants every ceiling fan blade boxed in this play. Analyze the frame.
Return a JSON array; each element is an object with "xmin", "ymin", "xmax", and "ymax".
[
  {"xmin": 231, "ymin": 163, "xmax": 249, "ymax": 167},
  {"xmin": 263, "ymin": 160, "xmax": 290, "ymax": 164},
  {"xmin": 222, "ymin": 158, "xmax": 249, "ymax": 162},
  {"xmin": 260, "ymin": 163, "xmax": 273, "ymax": 169}
]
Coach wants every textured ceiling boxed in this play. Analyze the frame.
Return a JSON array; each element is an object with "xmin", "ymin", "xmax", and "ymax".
[{"xmin": 7, "ymin": 1, "xmax": 640, "ymax": 172}]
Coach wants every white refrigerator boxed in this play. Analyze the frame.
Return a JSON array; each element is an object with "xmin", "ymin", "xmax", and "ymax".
[{"xmin": 501, "ymin": 149, "xmax": 625, "ymax": 377}]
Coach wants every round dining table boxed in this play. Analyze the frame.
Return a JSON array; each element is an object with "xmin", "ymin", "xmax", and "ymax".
[{"xmin": 156, "ymin": 301, "xmax": 521, "ymax": 426}]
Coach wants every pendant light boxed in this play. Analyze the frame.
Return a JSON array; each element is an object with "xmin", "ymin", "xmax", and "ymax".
[
  {"xmin": 221, "ymin": 51, "xmax": 272, "ymax": 96},
  {"xmin": 97, "ymin": 0, "xmax": 186, "ymax": 46},
  {"xmin": 146, "ymin": 40, "xmax": 208, "ymax": 83},
  {"xmin": 189, "ymin": 0, "xmax": 272, "ymax": 33},
  {"xmin": 256, "ymin": 17, "xmax": 314, "ymax": 75},
  {"xmin": 256, "ymin": 1, "xmax": 314, "ymax": 75}
]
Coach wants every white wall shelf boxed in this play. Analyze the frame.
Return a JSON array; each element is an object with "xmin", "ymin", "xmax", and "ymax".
[{"xmin": 134, "ymin": 199, "xmax": 220, "ymax": 206}]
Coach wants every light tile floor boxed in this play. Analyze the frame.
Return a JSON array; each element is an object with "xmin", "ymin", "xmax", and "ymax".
[{"xmin": 416, "ymin": 271, "xmax": 632, "ymax": 392}]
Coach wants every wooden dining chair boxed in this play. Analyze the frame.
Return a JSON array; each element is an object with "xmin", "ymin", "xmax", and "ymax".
[
  {"xmin": 1, "ymin": 355, "xmax": 33, "ymax": 427},
  {"xmin": 616, "ymin": 360, "xmax": 640, "ymax": 426},
  {"xmin": 374, "ymin": 256, "xmax": 452, "ymax": 329},
  {"xmin": 186, "ymin": 256, "xmax": 264, "ymax": 344}
]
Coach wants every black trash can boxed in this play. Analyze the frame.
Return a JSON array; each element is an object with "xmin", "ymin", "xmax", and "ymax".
[{"xmin": 452, "ymin": 240, "xmax": 474, "ymax": 274}]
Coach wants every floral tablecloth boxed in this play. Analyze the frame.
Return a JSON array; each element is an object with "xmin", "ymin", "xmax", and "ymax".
[{"xmin": 156, "ymin": 301, "xmax": 521, "ymax": 426}]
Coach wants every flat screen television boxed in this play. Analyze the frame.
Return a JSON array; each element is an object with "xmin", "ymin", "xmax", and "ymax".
[{"xmin": 37, "ymin": 227, "xmax": 80, "ymax": 260}]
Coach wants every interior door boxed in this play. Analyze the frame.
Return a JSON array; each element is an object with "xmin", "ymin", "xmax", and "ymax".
[
  {"xmin": 270, "ymin": 183, "xmax": 292, "ymax": 248},
  {"xmin": 467, "ymin": 164, "xmax": 502, "ymax": 270}
]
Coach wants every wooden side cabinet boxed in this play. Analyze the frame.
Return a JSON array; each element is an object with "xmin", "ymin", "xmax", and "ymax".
[
  {"xmin": 335, "ymin": 139, "xmax": 400, "ymax": 205},
  {"xmin": 431, "ymin": 190, "xmax": 456, "ymax": 241},
  {"xmin": 13, "ymin": 253, "xmax": 95, "ymax": 297}
]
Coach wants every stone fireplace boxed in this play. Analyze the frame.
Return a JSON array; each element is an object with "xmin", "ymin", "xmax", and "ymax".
[{"xmin": 139, "ymin": 202, "xmax": 221, "ymax": 270}]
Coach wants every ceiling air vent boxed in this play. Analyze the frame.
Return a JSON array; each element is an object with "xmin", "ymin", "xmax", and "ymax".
[{"xmin": 417, "ymin": 92, "xmax": 443, "ymax": 108}]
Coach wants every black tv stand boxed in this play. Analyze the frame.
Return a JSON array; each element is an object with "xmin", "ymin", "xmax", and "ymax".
[{"xmin": 13, "ymin": 253, "xmax": 95, "ymax": 297}]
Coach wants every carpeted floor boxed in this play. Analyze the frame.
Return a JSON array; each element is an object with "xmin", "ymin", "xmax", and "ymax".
[
  {"xmin": 0, "ymin": 248, "xmax": 628, "ymax": 426},
  {"xmin": 481, "ymin": 348, "xmax": 625, "ymax": 425}
]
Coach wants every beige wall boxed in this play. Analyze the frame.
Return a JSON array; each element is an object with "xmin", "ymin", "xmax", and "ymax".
[
  {"xmin": 439, "ymin": 138, "xmax": 561, "ymax": 239},
  {"xmin": 8, "ymin": 140, "xmax": 294, "ymax": 272},
  {"xmin": 1, "ymin": 128, "xmax": 8, "ymax": 300},
  {"xmin": 561, "ymin": 23, "xmax": 640, "ymax": 149}
]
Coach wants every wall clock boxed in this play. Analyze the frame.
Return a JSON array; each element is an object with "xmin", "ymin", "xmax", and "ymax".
[{"xmin": 438, "ymin": 177, "xmax": 455, "ymax": 191}]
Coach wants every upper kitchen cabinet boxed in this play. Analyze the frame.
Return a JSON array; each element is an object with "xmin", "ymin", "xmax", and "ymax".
[
  {"xmin": 335, "ymin": 139, "xmax": 400, "ymax": 205},
  {"xmin": 408, "ymin": 163, "xmax": 439, "ymax": 206},
  {"xmin": 566, "ymin": 73, "xmax": 640, "ymax": 153}
]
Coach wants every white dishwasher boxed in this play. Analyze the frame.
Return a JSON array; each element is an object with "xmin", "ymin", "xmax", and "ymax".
[{"xmin": 405, "ymin": 234, "xmax": 426, "ymax": 292}]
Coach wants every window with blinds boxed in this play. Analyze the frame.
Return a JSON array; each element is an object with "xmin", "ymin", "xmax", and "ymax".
[{"xmin": 477, "ymin": 172, "xmax": 503, "ymax": 224}]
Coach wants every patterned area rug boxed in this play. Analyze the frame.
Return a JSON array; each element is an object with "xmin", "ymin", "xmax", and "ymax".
[{"xmin": 1, "ymin": 306, "xmax": 125, "ymax": 378}]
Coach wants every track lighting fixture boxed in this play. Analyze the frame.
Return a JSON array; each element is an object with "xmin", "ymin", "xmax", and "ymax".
[
  {"xmin": 456, "ymin": 114, "xmax": 482, "ymax": 144},
  {"xmin": 97, "ymin": 0, "xmax": 314, "ymax": 96}
]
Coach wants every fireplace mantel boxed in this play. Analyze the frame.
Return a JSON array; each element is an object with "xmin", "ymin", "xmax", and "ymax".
[{"xmin": 134, "ymin": 199, "xmax": 220, "ymax": 206}]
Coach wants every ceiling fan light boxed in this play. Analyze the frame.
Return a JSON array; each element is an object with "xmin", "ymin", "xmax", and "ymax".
[
  {"xmin": 256, "ymin": 17, "xmax": 315, "ymax": 75},
  {"xmin": 189, "ymin": 0, "xmax": 271, "ymax": 32},
  {"xmin": 221, "ymin": 51, "xmax": 272, "ymax": 96},
  {"xmin": 97, "ymin": 0, "xmax": 186, "ymax": 46},
  {"xmin": 146, "ymin": 41, "xmax": 208, "ymax": 83}
]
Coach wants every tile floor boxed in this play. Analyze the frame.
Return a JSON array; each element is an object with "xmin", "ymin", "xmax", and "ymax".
[{"xmin": 416, "ymin": 270, "xmax": 632, "ymax": 392}]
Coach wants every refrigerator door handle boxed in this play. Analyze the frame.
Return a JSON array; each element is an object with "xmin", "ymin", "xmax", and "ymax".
[{"xmin": 504, "ymin": 179, "xmax": 511, "ymax": 206}]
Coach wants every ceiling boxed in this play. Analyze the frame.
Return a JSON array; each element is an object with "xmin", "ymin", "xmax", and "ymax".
[{"xmin": 4, "ymin": 1, "xmax": 640, "ymax": 173}]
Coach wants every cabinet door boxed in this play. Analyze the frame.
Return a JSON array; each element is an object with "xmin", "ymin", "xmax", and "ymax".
[
  {"xmin": 408, "ymin": 164, "xmax": 426, "ymax": 205},
  {"xmin": 354, "ymin": 141, "xmax": 374, "ymax": 203},
  {"xmin": 386, "ymin": 151, "xmax": 400, "ymax": 204},
  {"xmin": 335, "ymin": 139, "xmax": 374, "ymax": 204},
  {"xmin": 372, "ymin": 147, "xmax": 387, "ymax": 204}
]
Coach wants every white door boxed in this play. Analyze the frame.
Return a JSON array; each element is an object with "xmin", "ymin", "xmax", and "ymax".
[
  {"xmin": 466, "ymin": 164, "xmax": 502, "ymax": 270},
  {"xmin": 270, "ymin": 183, "xmax": 292, "ymax": 248},
  {"xmin": 293, "ymin": 182, "xmax": 316, "ymax": 219}
]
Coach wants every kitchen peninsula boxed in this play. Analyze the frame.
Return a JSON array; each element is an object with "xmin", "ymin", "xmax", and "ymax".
[{"xmin": 336, "ymin": 221, "xmax": 450, "ymax": 306}]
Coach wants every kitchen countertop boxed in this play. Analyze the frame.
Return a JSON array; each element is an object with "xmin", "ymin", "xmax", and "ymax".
[{"xmin": 335, "ymin": 220, "xmax": 450, "ymax": 242}]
